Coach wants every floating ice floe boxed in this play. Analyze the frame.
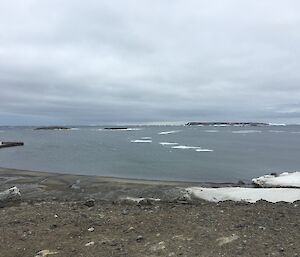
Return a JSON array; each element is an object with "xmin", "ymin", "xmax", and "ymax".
[
  {"xmin": 158, "ymin": 130, "xmax": 181, "ymax": 135},
  {"xmin": 252, "ymin": 172, "xmax": 300, "ymax": 188},
  {"xmin": 159, "ymin": 142, "xmax": 179, "ymax": 146},
  {"xmin": 172, "ymin": 145, "xmax": 200, "ymax": 149},
  {"xmin": 205, "ymin": 130, "xmax": 219, "ymax": 133},
  {"xmin": 186, "ymin": 187, "xmax": 300, "ymax": 203},
  {"xmin": 269, "ymin": 130, "xmax": 285, "ymax": 133},
  {"xmin": 213, "ymin": 124, "xmax": 230, "ymax": 127},
  {"xmin": 268, "ymin": 123, "xmax": 286, "ymax": 126},
  {"xmin": 131, "ymin": 139, "xmax": 152, "ymax": 143},
  {"xmin": 195, "ymin": 148, "xmax": 214, "ymax": 152},
  {"xmin": 171, "ymin": 145, "xmax": 213, "ymax": 152},
  {"xmin": 141, "ymin": 137, "xmax": 152, "ymax": 140},
  {"xmin": 232, "ymin": 130, "xmax": 261, "ymax": 134}
]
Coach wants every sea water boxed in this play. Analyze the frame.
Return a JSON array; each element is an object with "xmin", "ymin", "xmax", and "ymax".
[{"xmin": 1, "ymin": 125, "xmax": 300, "ymax": 183}]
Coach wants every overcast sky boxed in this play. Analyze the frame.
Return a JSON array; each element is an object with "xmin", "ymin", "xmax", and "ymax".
[{"xmin": 1, "ymin": 1, "xmax": 300, "ymax": 125}]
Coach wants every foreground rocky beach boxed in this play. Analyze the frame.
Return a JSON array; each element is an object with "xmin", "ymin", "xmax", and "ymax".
[{"xmin": 0, "ymin": 167, "xmax": 299, "ymax": 257}]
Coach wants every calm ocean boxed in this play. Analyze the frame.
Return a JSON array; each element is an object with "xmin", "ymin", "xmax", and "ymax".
[{"xmin": 1, "ymin": 125, "xmax": 300, "ymax": 183}]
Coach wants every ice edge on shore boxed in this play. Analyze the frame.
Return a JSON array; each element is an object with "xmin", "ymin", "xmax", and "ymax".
[
  {"xmin": 186, "ymin": 187, "xmax": 300, "ymax": 203},
  {"xmin": 252, "ymin": 171, "xmax": 300, "ymax": 188},
  {"xmin": 186, "ymin": 172, "xmax": 300, "ymax": 203}
]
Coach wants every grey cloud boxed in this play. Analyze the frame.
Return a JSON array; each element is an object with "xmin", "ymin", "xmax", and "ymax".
[{"xmin": 1, "ymin": 0, "xmax": 300, "ymax": 125}]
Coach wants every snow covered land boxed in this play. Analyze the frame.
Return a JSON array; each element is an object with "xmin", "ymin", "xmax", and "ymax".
[
  {"xmin": 187, "ymin": 172, "xmax": 300, "ymax": 203},
  {"xmin": 186, "ymin": 187, "xmax": 300, "ymax": 203},
  {"xmin": 252, "ymin": 172, "xmax": 300, "ymax": 188}
]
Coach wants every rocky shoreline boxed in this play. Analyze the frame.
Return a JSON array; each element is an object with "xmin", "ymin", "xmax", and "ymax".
[{"xmin": 0, "ymin": 167, "xmax": 299, "ymax": 257}]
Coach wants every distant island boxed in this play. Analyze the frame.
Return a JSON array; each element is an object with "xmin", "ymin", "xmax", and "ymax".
[
  {"xmin": 34, "ymin": 126, "xmax": 71, "ymax": 130},
  {"xmin": 185, "ymin": 122, "xmax": 269, "ymax": 126},
  {"xmin": 104, "ymin": 127, "xmax": 129, "ymax": 130}
]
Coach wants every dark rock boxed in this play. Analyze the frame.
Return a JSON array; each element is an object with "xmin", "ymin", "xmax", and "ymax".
[
  {"xmin": 84, "ymin": 199, "xmax": 95, "ymax": 207},
  {"xmin": 34, "ymin": 126, "xmax": 71, "ymax": 130}
]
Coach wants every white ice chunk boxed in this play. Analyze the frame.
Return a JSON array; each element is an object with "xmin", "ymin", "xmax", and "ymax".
[
  {"xmin": 158, "ymin": 130, "xmax": 181, "ymax": 135},
  {"xmin": 159, "ymin": 142, "xmax": 179, "ymax": 146},
  {"xmin": 186, "ymin": 187, "xmax": 300, "ymax": 203},
  {"xmin": 232, "ymin": 130, "xmax": 261, "ymax": 134},
  {"xmin": 172, "ymin": 145, "xmax": 200, "ymax": 149},
  {"xmin": 195, "ymin": 148, "xmax": 214, "ymax": 152},
  {"xmin": 252, "ymin": 172, "xmax": 300, "ymax": 188},
  {"xmin": 131, "ymin": 139, "xmax": 152, "ymax": 143}
]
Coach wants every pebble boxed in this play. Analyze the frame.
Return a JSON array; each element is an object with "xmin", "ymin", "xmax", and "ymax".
[
  {"xmin": 150, "ymin": 241, "xmax": 166, "ymax": 252},
  {"xmin": 122, "ymin": 209, "xmax": 129, "ymax": 215},
  {"xmin": 88, "ymin": 227, "xmax": 95, "ymax": 232},
  {"xmin": 85, "ymin": 241, "xmax": 95, "ymax": 247},
  {"xmin": 84, "ymin": 199, "xmax": 95, "ymax": 207},
  {"xmin": 136, "ymin": 235, "xmax": 144, "ymax": 242},
  {"xmin": 35, "ymin": 250, "xmax": 58, "ymax": 256}
]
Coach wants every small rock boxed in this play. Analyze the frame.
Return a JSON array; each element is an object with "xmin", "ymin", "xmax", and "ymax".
[
  {"xmin": 237, "ymin": 180, "xmax": 245, "ymax": 185},
  {"xmin": 88, "ymin": 227, "xmax": 95, "ymax": 232},
  {"xmin": 85, "ymin": 241, "xmax": 95, "ymax": 247},
  {"xmin": 84, "ymin": 199, "xmax": 95, "ymax": 207},
  {"xmin": 150, "ymin": 241, "xmax": 166, "ymax": 252},
  {"xmin": 35, "ymin": 250, "xmax": 58, "ymax": 257},
  {"xmin": 216, "ymin": 234, "xmax": 239, "ymax": 246},
  {"xmin": 49, "ymin": 224, "xmax": 57, "ymax": 230},
  {"xmin": 125, "ymin": 227, "xmax": 135, "ymax": 233},
  {"xmin": 136, "ymin": 235, "xmax": 144, "ymax": 242},
  {"xmin": 122, "ymin": 209, "xmax": 129, "ymax": 215}
]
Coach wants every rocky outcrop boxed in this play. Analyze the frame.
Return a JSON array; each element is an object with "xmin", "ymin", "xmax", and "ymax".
[{"xmin": 34, "ymin": 126, "xmax": 71, "ymax": 130}]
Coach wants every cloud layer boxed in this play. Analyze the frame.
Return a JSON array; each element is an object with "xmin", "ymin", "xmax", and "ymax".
[{"xmin": 1, "ymin": 0, "xmax": 300, "ymax": 125}]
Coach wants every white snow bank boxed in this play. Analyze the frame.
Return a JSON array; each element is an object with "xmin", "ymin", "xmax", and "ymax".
[
  {"xmin": 252, "ymin": 172, "xmax": 300, "ymax": 188},
  {"xmin": 158, "ymin": 130, "xmax": 181, "ymax": 135},
  {"xmin": 186, "ymin": 187, "xmax": 300, "ymax": 203}
]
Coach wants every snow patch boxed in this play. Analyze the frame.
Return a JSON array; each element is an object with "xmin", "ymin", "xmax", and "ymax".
[
  {"xmin": 123, "ymin": 197, "xmax": 160, "ymax": 203},
  {"xmin": 252, "ymin": 172, "xmax": 300, "ymax": 188},
  {"xmin": 186, "ymin": 187, "xmax": 300, "ymax": 203}
]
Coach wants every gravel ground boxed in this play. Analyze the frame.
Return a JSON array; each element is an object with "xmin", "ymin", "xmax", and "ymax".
[{"xmin": 0, "ymin": 168, "xmax": 299, "ymax": 257}]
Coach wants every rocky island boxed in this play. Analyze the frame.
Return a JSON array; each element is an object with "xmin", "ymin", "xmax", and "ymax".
[{"xmin": 34, "ymin": 126, "xmax": 71, "ymax": 130}]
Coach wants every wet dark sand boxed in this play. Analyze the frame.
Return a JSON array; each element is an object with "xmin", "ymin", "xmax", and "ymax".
[{"xmin": 0, "ymin": 167, "xmax": 299, "ymax": 257}]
